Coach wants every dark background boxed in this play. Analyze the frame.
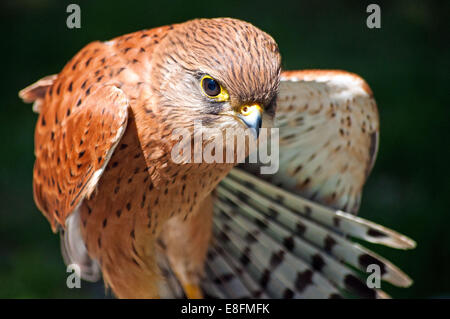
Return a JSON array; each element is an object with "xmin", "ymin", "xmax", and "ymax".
[{"xmin": 0, "ymin": 0, "xmax": 448, "ymax": 298}]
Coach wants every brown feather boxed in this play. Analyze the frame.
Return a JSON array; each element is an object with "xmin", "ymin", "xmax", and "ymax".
[{"xmin": 21, "ymin": 18, "xmax": 281, "ymax": 298}]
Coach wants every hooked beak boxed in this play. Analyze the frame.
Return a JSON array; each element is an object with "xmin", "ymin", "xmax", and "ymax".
[{"xmin": 220, "ymin": 104, "xmax": 263, "ymax": 138}]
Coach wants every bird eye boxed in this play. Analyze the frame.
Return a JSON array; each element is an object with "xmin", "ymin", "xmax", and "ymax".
[
  {"xmin": 201, "ymin": 76, "xmax": 221, "ymax": 97},
  {"xmin": 200, "ymin": 75, "xmax": 230, "ymax": 102}
]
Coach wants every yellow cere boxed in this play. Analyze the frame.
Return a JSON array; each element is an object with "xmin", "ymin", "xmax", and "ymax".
[{"xmin": 240, "ymin": 104, "xmax": 262, "ymax": 116}]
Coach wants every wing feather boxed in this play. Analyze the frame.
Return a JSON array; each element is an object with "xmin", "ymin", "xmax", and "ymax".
[
  {"xmin": 266, "ymin": 70, "xmax": 379, "ymax": 214},
  {"xmin": 30, "ymin": 84, "xmax": 129, "ymax": 231}
]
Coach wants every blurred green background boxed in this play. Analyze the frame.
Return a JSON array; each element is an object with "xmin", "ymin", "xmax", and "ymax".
[{"xmin": 0, "ymin": 0, "xmax": 448, "ymax": 298}]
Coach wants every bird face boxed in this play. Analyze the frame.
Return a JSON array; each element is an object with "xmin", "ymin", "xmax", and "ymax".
[{"xmin": 151, "ymin": 18, "xmax": 281, "ymax": 143}]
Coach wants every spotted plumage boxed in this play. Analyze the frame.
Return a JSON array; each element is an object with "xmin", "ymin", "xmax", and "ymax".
[{"xmin": 19, "ymin": 18, "xmax": 414, "ymax": 299}]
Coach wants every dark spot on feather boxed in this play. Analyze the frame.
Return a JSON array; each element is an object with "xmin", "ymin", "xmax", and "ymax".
[
  {"xmin": 333, "ymin": 216, "xmax": 340, "ymax": 227},
  {"xmin": 255, "ymin": 218, "xmax": 268, "ymax": 230},
  {"xmin": 283, "ymin": 289, "xmax": 294, "ymax": 299},
  {"xmin": 240, "ymin": 248, "xmax": 250, "ymax": 266},
  {"xmin": 236, "ymin": 191, "xmax": 249, "ymax": 202},
  {"xmin": 213, "ymin": 273, "xmax": 234, "ymax": 285},
  {"xmin": 296, "ymin": 222, "xmax": 306, "ymax": 235},
  {"xmin": 269, "ymin": 250, "xmax": 285, "ymax": 268},
  {"xmin": 344, "ymin": 274, "xmax": 376, "ymax": 299},
  {"xmin": 295, "ymin": 270, "xmax": 313, "ymax": 292},
  {"xmin": 312, "ymin": 254, "xmax": 325, "ymax": 271},
  {"xmin": 293, "ymin": 165, "xmax": 303, "ymax": 175},
  {"xmin": 267, "ymin": 207, "xmax": 278, "ymax": 217},
  {"xmin": 276, "ymin": 194, "xmax": 284, "ymax": 203},
  {"xmin": 244, "ymin": 231, "xmax": 258, "ymax": 243},
  {"xmin": 304, "ymin": 205, "xmax": 312, "ymax": 216},
  {"xmin": 260, "ymin": 270, "xmax": 270, "ymax": 288},
  {"xmin": 359, "ymin": 254, "xmax": 386, "ymax": 275},
  {"xmin": 301, "ymin": 177, "xmax": 310, "ymax": 187},
  {"xmin": 283, "ymin": 236, "xmax": 295, "ymax": 251},
  {"xmin": 324, "ymin": 235, "xmax": 336, "ymax": 252},
  {"xmin": 367, "ymin": 228, "xmax": 386, "ymax": 238}
]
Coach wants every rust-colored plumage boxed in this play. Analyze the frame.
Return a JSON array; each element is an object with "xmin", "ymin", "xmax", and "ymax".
[
  {"xmin": 20, "ymin": 18, "xmax": 415, "ymax": 299},
  {"xmin": 21, "ymin": 18, "xmax": 281, "ymax": 298}
]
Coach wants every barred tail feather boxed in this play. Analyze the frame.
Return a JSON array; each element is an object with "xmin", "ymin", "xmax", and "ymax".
[
  {"xmin": 213, "ymin": 207, "xmax": 342, "ymax": 298},
  {"xmin": 202, "ymin": 168, "xmax": 414, "ymax": 298},
  {"xmin": 156, "ymin": 249, "xmax": 185, "ymax": 299},
  {"xmin": 203, "ymin": 246, "xmax": 256, "ymax": 298},
  {"xmin": 227, "ymin": 169, "xmax": 416, "ymax": 250},
  {"xmin": 205, "ymin": 244, "xmax": 271, "ymax": 298}
]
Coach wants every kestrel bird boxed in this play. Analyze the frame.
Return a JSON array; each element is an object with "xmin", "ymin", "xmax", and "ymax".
[{"xmin": 19, "ymin": 18, "xmax": 415, "ymax": 299}]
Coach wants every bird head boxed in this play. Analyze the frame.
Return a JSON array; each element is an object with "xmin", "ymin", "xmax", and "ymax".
[{"xmin": 149, "ymin": 18, "xmax": 281, "ymax": 163}]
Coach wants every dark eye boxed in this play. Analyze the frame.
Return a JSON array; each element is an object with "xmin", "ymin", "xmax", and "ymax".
[{"xmin": 201, "ymin": 76, "xmax": 221, "ymax": 97}]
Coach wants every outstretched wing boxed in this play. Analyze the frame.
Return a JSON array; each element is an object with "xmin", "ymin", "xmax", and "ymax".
[
  {"xmin": 202, "ymin": 70, "xmax": 415, "ymax": 299},
  {"xmin": 260, "ymin": 70, "xmax": 378, "ymax": 214},
  {"xmin": 276, "ymin": 70, "xmax": 379, "ymax": 213},
  {"xmin": 21, "ymin": 81, "xmax": 129, "ymax": 232}
]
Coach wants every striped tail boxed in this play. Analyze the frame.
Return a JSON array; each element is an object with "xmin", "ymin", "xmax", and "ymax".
[{"xmin": 200, "ymin": 168, "xmax": 415, "ymax": 299}]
